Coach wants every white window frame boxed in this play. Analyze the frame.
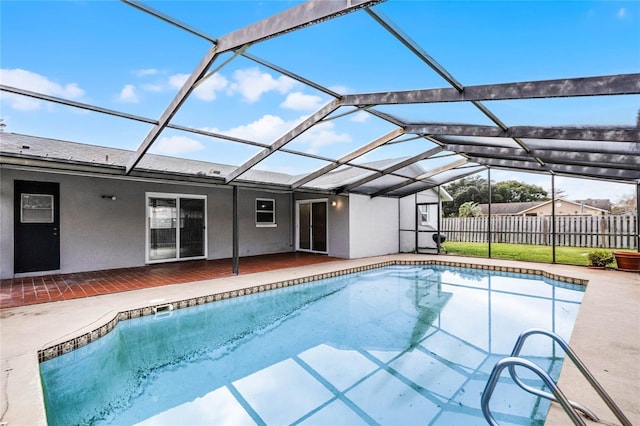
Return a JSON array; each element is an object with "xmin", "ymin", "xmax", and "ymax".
[
  {"xmin": 295, "ymin": 198, "xmax": 329, "ymax": 254},
  {"xmin": 418, "ymin": 204, "xmax": 430, "ymax": 226},
  {"xmin": 145, "ymin": 192, "xmax": 208, "ymax": 264},
  {"xmin": 256, "ymin": 198, "xmax": 277, "ymax": 227},
  {"xmin": 20, "ymin": 193, "xmax": 54, "ymax": 223}
]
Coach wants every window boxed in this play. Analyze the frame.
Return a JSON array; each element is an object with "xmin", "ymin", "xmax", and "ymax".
[
  {"xmin": 418, "ymin": 204, "xmax": 429, "ymax": 226},
  {"xmin": 146, "ymin": 193, "xmax": 207, "ymax": 263},
  {"xmin": 256, "ymin": 198, "xmax": 276, "ymax": 227},
  {"xmin": 21, "ymin": 194, "xmax": 54, "ymax": 223}
]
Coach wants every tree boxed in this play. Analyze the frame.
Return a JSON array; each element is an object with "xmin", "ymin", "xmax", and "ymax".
[
  {"xmin": 443, "ymin": 176, "xmax": 488, "ymax": 217},
  {"xmin": 458, "ymin": 201, "xmax": 481, "ymax": 217},
  {"xmin": 492, "ymin": 180, "xmax": 549, "ymax": 203},
  {"xmin": 444, "ymin": 176, "xmax": 550, "ymax": 217},
  {"xmin": 611, "ymin": 193, "xmax": 637, "ymax": 215}
]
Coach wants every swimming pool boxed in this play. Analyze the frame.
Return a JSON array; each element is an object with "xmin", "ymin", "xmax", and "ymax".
[{"xmin": 40, "ymin": 264, "xmax": 585, "ymax": 425}]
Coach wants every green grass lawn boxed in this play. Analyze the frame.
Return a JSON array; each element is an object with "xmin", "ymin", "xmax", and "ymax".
[{"xmin": 442, "ymin": 242, "xmax": 636, "ymax": 266}]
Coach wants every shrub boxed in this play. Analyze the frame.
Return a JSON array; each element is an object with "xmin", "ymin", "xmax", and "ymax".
[{"xmin": 587, "ymin": 249, "xmax": 615, "ymax": 267}]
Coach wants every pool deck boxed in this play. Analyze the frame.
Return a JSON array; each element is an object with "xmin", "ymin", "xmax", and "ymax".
[{"xmin": 1, "ymin": 254, "xmax": 638, "ymax": 425}]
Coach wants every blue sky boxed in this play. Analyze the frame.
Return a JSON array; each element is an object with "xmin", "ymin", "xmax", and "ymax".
[{"xmin": 1, "ymin": 0, "xmax": 639, "ymax": 202}]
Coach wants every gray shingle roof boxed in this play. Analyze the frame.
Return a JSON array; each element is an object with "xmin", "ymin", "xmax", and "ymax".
[
  {"xmin": 479, "ymin": 202, "xmax": 543, "ymax": 215},
  {"xmin": 0, "ymin": 132, "xmax": 296, "ymax": 185},
  {"xmin": 479, "ymin": 198, "xmax": 610, "ymax": 215},
  {"xmin": 573, "ymin": 199, "xmax": 612, "ymax": 212},
  {"xmin": 2, "ymin": 132, "xmax": 430, "ymax": 194}
]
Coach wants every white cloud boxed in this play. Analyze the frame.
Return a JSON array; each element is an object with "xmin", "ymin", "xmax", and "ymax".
[
  {"xmin": 141, "ymin": 83, "xmax": 163, "ymax": 92},
  {"xmin": 168, "ymin": 73, "xmax": 189, "ymax": 90},
  {"xmin": 281, "ymin": 92, "xmax": 323, "ymax": 110},
  {"xmin": 0, "ymin": 68, "xmax": 84, "ymax": 110},
  {"xmin": 155, "ymin": 67, "xmax": 294, "ymax": 103},
  {"xmin": 194, "ymin": 73, "xmax": 228, "ymax": 101},
  {"xmin": 118, "ymin": 84, "xmax": 139, "ymax": 103},
  {"xmin": 617, "ymin": 8, "xmax": 626, "ymax": 18},
  {"xmin": 209, "ymin": 114, "xmax": 294, "ymax": 144},
  {"xmin": 205, "ymin": 113, "xmax": 351, "ymax": 154},
  {"xmin": 168, "ymin": 72, "xmax": 228, "ymax": 101},
  {"xmin": 297, "ymin": 120, "xmax": 351, "ymax": 154},
  {"xmin": 155, "ymin": 135, "xmax": 205, "ymax": 154},
  {"xmin": 228, "ymin": 68, "xmax": 296, "ymax": 102},
  {"xmin": 329, "ymin": 84, "xmax": 349, "ymax": 94},
  {"xmin": 350, "ymin": 110, "xmax": 370, "ymax": 123},
  {"xmin": 133, "ymin": 68, "xmax": 159, "ymax": 77}
]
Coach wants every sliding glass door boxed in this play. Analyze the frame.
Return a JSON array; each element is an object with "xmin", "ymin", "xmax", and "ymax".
[
  {"xmin": 296, "ymin": 200, "xmax": 328, "ymax": 253},
  {"xmin": 147, "ymin": 193, "xmax": 206, "ymax": 263}
]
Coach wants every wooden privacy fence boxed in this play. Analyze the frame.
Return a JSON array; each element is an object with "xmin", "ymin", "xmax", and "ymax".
[{"xmin": 441, "ymin": 215, "xmax": 638, "ymax": 249}]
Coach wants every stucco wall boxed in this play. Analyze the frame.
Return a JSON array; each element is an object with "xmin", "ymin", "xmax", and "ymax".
[
  {"xmin": 399, "ymin": 190, "xmax": 442, "ymax": 252},
  {"xmin": 236, "ymin": 188, "xmax": 294, "ymax": 257},
  {"xmin": 293, "ymin": 194, "xmax": 350, "ymax": 259},
  {"xmin": 525, "ymin": 202, "xmax": 604, "ymax": 216},
  {"xmin": 0, "ymin": 168, "xmax": 13, "ymax": 277},
  {"xmin": 348, "ymin": 194, "xmax": 399, "ymax": 258},
  {"xmin": 399, "ymin": 195, "xmax": 416, "ymax": 253},
  {"xmin": 0, "ymin": 168, "xmax": 295, "ymax": 278},
  {"xmin": 328, "ymin": 195, "xmax": 350, "ymax": 259}
]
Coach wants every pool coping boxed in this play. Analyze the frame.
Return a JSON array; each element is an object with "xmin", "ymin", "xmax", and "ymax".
[
  {"xmin": 1, "ymin": 254, "xmax": 638, "ymax": 425},
  {"xmin": 36, "ymin": 258, "xmax": 588, "ymax": 363}
]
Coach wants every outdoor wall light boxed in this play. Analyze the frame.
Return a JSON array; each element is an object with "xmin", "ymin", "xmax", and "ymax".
[
  {"xmin": 101, "ymin": 195, "xmax": 117, "ymax": 201},
  {"xmin": 331, "ymin": 201, "xmax": 337, "ymax": 207}
]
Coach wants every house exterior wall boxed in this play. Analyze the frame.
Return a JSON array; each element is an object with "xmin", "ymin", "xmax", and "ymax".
[
  {"xmin": 525, "ymin": 202, "xmax": 604, "ymax": 216},
  {"xmin": 348, "ymin": 194, "xmax": 398, "ymax": 258},
  {"xmin": 0, "ymin": 168, "xmax": 296, "ymax": 279},
  {"xmin": 236, "ymin": 188, "xmax": 294, "ymax": 257},
  {"xmin": 293, "ymin": 193, "xmax": 350, "ymax": 259},
  {"xmin": 399, "ymin": 190, "xmax": 442, "ymax": 252},
  {"xmin": 328, "ymin": 195, "xmax": 350, "ymax": 259}
]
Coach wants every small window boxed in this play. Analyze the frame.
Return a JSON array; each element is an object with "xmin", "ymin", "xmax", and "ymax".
[
  {"xmin": 256, "ymin": 198, "xmax": 276, "ymax": 227},
  {"xmin": 418, "ymin": 205, "xmax": 429, "ymax": 226},
  {"xmin": 21, "ymin": 193, "xmax": 54, "ymax": 223}
]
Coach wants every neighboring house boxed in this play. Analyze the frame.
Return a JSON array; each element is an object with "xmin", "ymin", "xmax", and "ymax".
[
  {"xmin": 0, "ymin": 133, "xmax": 450, "ymax": 279},
  {"xmin": 478, "ymin": 199, "xmax": 609, "ymax": 217},
  {"xmin": 573, "ymin": 198, "xmax": 612, "ymax": 212}
]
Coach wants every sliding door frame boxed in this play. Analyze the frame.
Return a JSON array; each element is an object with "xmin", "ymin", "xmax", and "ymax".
[
  {"xmin": 145, "ymin": 192, "xmax": 208, "ymax": 264},
  {"xmin": 295, "ymin": 198, "xmax": 328, "ymax": 254}
]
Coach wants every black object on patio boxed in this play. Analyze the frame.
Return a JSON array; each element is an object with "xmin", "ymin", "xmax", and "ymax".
[{"xmin": 433, "ymin": 233, "xmax": 447, "ymax": 253}]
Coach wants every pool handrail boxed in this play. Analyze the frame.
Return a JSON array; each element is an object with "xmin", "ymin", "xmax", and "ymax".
[
  {"xmin": 507, "ymin": 328, "xmax": 631, "ymax": 426},
  {"xmin": 481, "ymin": 356, "xmax": 586, "ymax": 426}
]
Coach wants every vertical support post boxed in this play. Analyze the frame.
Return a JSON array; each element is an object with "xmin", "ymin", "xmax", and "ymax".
[
  {"xmin": 437, "ymin": 186, "xmax": 442, "ymax": 254},
  {"xmin": 414, "ymin": 193, "xmax": 419, "ymax": 253},
  {"xmin": 397, "ymin": 194, "xmax": 401, "ymax": 254},
  {"xmin": 232, "ymin": 186, "xmax": 239, "ymax": 275},
  {"xmin": 487, "ymin": 167, "xmax": 492, "ymax": 258},
  {"xmin": 290, "ymin": 192, "xmax": 296, "ymax": 250},
  {"xmin": 636, "ymin": 183, "xmax": 639, "ymax": 252},
  {"xmin": 551, "ymin": 174, "xmax": 557, "ymax": 264}
]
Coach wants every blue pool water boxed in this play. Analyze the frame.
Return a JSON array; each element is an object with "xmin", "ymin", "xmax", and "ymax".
[{"xmin": 40, "ymin": 265, "xmax": 585, "ymax": 425}]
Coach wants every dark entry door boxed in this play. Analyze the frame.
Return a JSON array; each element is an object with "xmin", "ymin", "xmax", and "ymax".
[{"xmin": 14, "ymin": 180, "xmax": 60, "ymax": 273}]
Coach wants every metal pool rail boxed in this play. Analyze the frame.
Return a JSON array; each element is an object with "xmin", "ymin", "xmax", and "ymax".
[{"xmin": 481, "ymin": 328, "xmax": 632, "ymax": 426}]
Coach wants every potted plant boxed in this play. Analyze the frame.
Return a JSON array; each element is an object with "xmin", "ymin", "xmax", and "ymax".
[
  {"xmin": 613, "ymin": 251, "xmax": 640, "ymax": 272},
  {"xmin": 587, "ymin": 249, "xmax": 615, "ymax": 269}
]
